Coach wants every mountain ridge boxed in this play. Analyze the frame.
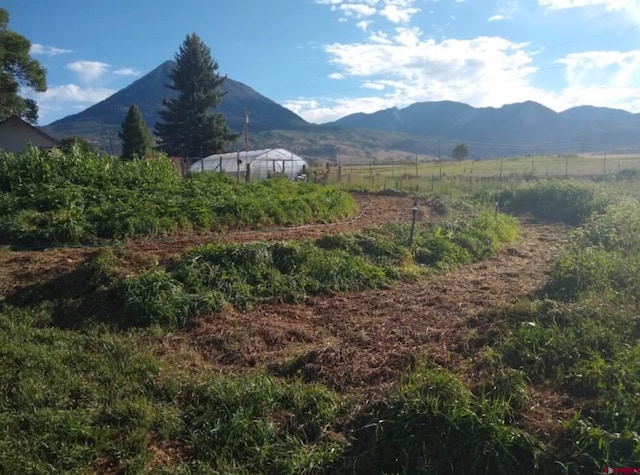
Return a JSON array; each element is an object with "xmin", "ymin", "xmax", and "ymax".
[{"xmin": 43, "ymin": 60, "xmax": 640, "ymax": 159}]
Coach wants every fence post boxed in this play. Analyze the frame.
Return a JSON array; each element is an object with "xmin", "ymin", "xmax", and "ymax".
[{"xmin": 408, "ymin": 199, "xmax": 418, "ymax": 247}]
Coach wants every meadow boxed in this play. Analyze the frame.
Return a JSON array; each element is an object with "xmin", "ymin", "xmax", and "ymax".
[
  {"xmin": 323, "ymin": 152, "xmax": 640, "ymax": 195},
  {"xmin": 2, "ymin": 147, "xmax": 640, "ymax": 473}
]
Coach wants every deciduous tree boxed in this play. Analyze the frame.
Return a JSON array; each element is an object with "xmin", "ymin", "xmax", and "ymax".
[
  {"xmin": 452, "ymin": 143, "xmax": 469, "ymax": 161},
  {"xmin": 0, "ymin": 8, "xmax": 47, "ymax": 124},
  {"xmin": 120, "ymin": 104, "xmax": 153, "ymax": 160},
  {"xmin": 155, "ymin": 33, "xmax": 237, "ymax": 158}
]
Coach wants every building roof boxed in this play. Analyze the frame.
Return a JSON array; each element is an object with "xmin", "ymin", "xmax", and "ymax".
[
  {"xmin": 0, "ymin": 116, "xmax": 59, "ymax": 154},
  {"xmin": 0, "ymin": 115, "xmax": 59, "ymax": 144}
]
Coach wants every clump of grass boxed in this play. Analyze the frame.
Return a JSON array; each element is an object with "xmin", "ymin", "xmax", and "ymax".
[
  {"xmin": 495, "ymin": 180, "xmax": 612, "ymax": 225},
  {"xmin": 338, "ymin": 362, "xmax": 538, "ymax": 474},
  {"xmin": 542, "ymin": 198, "xmax": 640, "ymax": 303},
  {"xmin": 113, "ymin": 211, "xmax": 517, "ymax": 327},
  {"xmin": 179, "ymin": 375, "xmax": 345, "ymax": 474}
]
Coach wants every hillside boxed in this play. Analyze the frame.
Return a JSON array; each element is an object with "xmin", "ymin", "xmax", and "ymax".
[
  {"xmin": 328, "ymin": 100, "xmax": 640, "ymax": 157},
  {"xmin": 44, "ymin": 61, "xmax": 313, "ymax": 153}
]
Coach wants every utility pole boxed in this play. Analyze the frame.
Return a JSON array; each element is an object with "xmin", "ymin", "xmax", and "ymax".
[{"xmin": 244, "ymin": 108, "xmax": 249, "ymax": 170}]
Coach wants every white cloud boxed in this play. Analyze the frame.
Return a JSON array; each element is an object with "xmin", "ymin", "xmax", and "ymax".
[
  {"xmin": 316, "ymin": 0, "xmax": 420, "ymax": 24},
  {"xmin": 339, "ymin": 3, "xmax": 377, "ymax": 18},
  {"xmin": 379, "ymin": 3, "xmax": 420, "ymax": 23},
  {"xmin": 114, "ymin": 68, "xmax": 142, "ymax": 77},
  {"xmin": 30, "ymin": 44, "xmax": 73, "ymax": 56},
  {"xmin": 558, "ymin": 50, "xmax": 640, "ymax": 84},
  {"xmin": 538, "ymin": 0, "xmax": 638, "ymax": 11},
  {"xmin": 67, "ymin": 61, "xmax": 111, "ymax": 83},
  {"xmin": 34, "ymin": 84, "xmax": 115, "ymax": 104},
  {"xmin": 283, "ymin": 95, "xmax": 397, "ymax": 124},
  {"xmin": 28, "ymin": 84, "xmax": 116, "ymax": 125},
  {"xmin": 362, "ymin": 81, "xmax": 386, "ymax": 90},
  {"xmin": 299, "ymin": 0, "xmax": 640, "ymax": 123}
]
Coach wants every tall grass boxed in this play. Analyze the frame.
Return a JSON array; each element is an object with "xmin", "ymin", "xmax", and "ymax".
[
  {"xmin": 0, "ymin": 303, "xmax": 347, "ymax": 474},
  {"xmin": 337, "ymin": 362, "xmax": 538, "ymax": 474}
]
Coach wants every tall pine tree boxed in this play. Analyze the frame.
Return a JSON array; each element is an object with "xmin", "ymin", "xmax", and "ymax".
[
  {"xmin": 155, "ymin": 34, "xmax": 237, "ymax": 158},
  {"xmin": 119, "ymin": 104, "xmax": 153, "ymax": 160}
]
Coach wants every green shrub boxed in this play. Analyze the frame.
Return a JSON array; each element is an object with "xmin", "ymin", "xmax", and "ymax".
[{"xmin": 0, "ymin": 149, "xmax": 356, "ymax": 245}]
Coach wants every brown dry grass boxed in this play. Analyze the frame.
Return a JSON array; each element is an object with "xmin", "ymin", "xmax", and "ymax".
[{"xmin": 152, "ymin": 223, "xmax": 566, "ymax": 397}]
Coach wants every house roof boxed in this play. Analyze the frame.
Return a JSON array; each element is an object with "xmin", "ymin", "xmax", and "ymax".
[{"xmin": 0, "ymin": 115, "xmax": 59, "ymax": 145}]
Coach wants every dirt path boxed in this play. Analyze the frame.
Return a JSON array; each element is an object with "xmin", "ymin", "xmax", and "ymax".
[{"xmin": 156, "ymin": 222, "xmax": 568, "ymax": 397}]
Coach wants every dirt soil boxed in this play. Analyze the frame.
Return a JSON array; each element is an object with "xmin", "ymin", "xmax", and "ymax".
[{"xmin": 0, "ymin": 193, "xmax": 570, "ymax": 430}]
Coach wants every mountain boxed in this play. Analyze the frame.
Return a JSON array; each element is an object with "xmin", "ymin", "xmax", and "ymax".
[
  {"xmin": 328, "ymin": 100, "xmax": 640, "ymax": 157},
  {"xmin": 43, "ymin": 60, "xmax": 640, "ymax": 159},
  {"xmin": 45, "ymin": 60, "xmax": 313, "ymax": 152}
]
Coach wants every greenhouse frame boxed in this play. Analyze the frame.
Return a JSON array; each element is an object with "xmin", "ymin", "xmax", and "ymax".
[{"xmin": 189, "ymin": 148, "xmax": 308, "ymax": 180}]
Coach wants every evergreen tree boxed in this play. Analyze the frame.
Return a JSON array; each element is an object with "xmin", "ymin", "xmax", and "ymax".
[
  {"xmin": 0, "ymin": 8, "xmax": 47, "ymax": 124},
  {"xmin": 119, "ymin": 104, "xmax": 153, "ymax": 160},
  {"xmin": 155, "ymin": 33, "xmax": 237, "ymax": 158}
]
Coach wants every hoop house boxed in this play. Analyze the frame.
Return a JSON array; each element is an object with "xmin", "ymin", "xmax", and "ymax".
[{"xmin": 189, "ymin": 148, "xmax": 308, "ymax": 180}]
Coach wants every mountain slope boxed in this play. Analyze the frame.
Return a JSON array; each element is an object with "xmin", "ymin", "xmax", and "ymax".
[
  {"xmin": 328, "ymin": 100, "xmax": 640, "ymax": 156},
  {"xmin": 45, "ymin": 60, "xmax": 313, "ymax": 151}
]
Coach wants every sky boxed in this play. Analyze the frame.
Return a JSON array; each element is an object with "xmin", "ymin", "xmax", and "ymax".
[{"xmin": 5, "ymin": 0, "xmax": 640, "ymax": 125}]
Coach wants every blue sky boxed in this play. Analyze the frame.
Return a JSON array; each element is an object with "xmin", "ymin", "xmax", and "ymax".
[{"xmin": 6, "ymin": 0, "xmax": 640, "ymax": 125}]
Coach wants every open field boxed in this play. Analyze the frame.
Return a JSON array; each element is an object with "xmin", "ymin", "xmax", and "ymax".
[{"xmin": 315, "ymin": 152, "xmax": 640, "ymax": 194}]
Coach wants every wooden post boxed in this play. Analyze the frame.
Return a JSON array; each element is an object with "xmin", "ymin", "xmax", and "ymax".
[{"xmin": 408, "ymin": 200, "xmax": 418, "ymax": 247}]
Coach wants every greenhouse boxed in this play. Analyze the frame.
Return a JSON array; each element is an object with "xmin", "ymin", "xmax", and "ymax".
[{"xmin": 189, "ymin": 148, "xmax": 309, "ymax": 180}]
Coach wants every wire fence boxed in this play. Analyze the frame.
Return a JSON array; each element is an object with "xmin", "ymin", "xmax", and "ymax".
[{"xmin": 309, "ymin": 153, "xmax": 640, "ymax": 194}]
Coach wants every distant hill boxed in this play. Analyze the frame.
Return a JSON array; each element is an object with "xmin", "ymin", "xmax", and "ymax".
[
  {"xmin": 327, "ymin": 101, "xmax": 640, "ymax": 157},
  {"xmin": 45, "ymin": 60, "xmax": 313, "ymax": 152}
]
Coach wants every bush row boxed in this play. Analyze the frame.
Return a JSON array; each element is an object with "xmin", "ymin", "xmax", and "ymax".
[{"xmin": 0, "ymin": 147, "xmax": 355, "ymax": 245}]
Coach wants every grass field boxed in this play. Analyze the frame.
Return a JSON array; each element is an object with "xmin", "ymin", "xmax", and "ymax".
[{"xmin": 318, "ymin": 152, "xmax": 640, "ymax": 194}]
